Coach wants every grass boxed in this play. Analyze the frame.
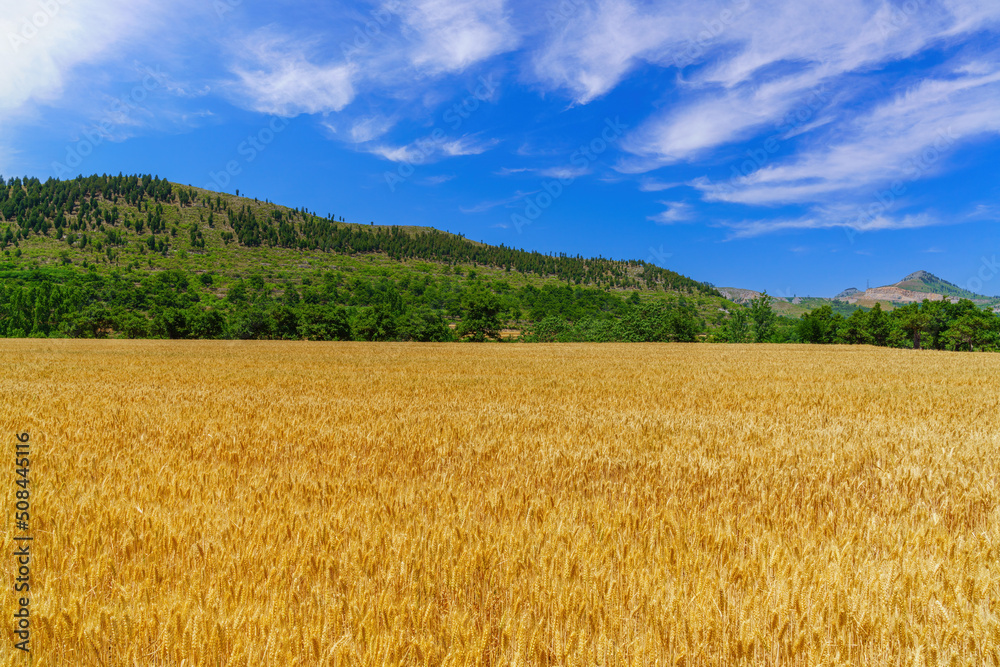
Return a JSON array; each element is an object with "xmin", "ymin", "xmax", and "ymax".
[
  {"xmin": 1, "ymin": 185, "xmax": 733, "ymax": 322},
  {"xmin": 2, "ymin": 341, "xmax": 998, "ymax": 664}
]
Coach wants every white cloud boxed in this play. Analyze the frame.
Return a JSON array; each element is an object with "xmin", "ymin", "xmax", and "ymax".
[
  {"xmin": 531, "ymin": 0, "xmax": 700, "ymax": 104},
  {"xmin": 603, "ymin": 0, "xmax": 1000, "ymax": 168},
  {"xmin": 420, "ymin": 174, "xmax": 455, "ymax": 185},
  {"xmin": 722, "ymin": 210, "xmax": 943, "ymax": 239},
  {"xmin": 442, "ymin": 135, "xmax": 499, "ymax": 156},
  {"xmin": 370, "ymin": 144, "xmax": 421, "ymax": 162},
  {"xmin": 460, "ymin": 189, "xmax": 539, "ymax": 213},
  {"xmin": 969, "ymin": 203, "xmax": 1000, "ymax": 220},
  {"xmin": 348, "ymin": 115, "xmax": 397, "ymax": 143},
  {"xmin": 638, "ymin": 179, "xmax": 683, "ymax": 192},
  {"xmin": 230, "ymin": 31, "xmax": 356, "ymax": 116},
  {"xmin": 623, "ymin": 72, "xmax": 829, "ymax": 166},
  {"xmin": 0, "ymin": 0, "xmax": 184, "ymax": 116},
  {"xmin": 648, "ymin": 201, "xmax": 693, "ymax": 224},
  {"xmin": 495, "ymin": 166, "xmax": 532, "ymax": 176},
  {"xmin": 369, "ymin": 132, "xmax": 498, "ymax": 164},
  {"xmin": 399, "ymin": 0, "xmax": 519, "ymax": 74},
  {"xmin": 538, "ymin": 165, "xmax": 590, "ymax": 179},
  {"xmin": 698, "ymin": 65, "xmax": 1000, "ymax": 206}
]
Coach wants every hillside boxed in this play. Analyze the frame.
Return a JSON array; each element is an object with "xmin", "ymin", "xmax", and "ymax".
[
  {"xmin": 726, "ymin": 270, "xmax": 998, "ymax": 319},
  {"xmin": 834, "ymin": 270, "xmax": 996, "ymax": 307},
  {"xmin": 0, "ymin": 174, "xmax": 732, "ymax": 339},
  {"xmin": 893, "ymin": 270, "xmax": 984, "ymax": 300}
]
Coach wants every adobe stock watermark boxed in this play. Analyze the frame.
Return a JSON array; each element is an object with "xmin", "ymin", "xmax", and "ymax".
[
  {"xmin": 340, "ymin": 5, "xmax": 397, "ymax": 58},
  {"xmin": 546, "ymin": 0, "xmax": 584, "ymax": 27},
  {"xmin": 878, "ymin": 0, "xmax": 928, "ymax": 37},
  {"xmin": 204, "ymin": 117, "xmax": 290, "ymax": 192},
  {"xmin": 673, "ymin": 0, "xmax": 751, "ymax": 69},
  {"xmin": 716, "ymin": 86, "xmax": 827, "ymax": 193},
  {"xmin": 214, "ymin": 0, "xmax": 242, "ymax": 18},
  {"xmin": 384, "ymin": 76, "xmax": 497, "ymax": 193},
  {"xmin": 510, "ymin": 117, "xmax": 628, "ymax": 234},
  {"xmin": 844, "ymin": 126, "xmax": 958, "ymax": 245},
  {"xmin": 647, "ymin": 245, "xmax": 673, "ymax": 265},
  {"xmin": 7, "ymin": 0, "xmax": 70, "ymax": 53},
  {"xmin": 215, "ymin": 0, "xmax": 397, "ymax": 56},
  {"xmin": 965, "ymin": 255, "xmax": 999, "ymax": 296},
  {"xmin": 52, "ymin": 66, "xmax": 167, "ymax": 178}
]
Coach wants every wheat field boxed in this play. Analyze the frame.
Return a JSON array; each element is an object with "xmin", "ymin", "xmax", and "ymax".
[{"xmin": 1, "ymin": 340, "xmax": 998, "ymax": 665}]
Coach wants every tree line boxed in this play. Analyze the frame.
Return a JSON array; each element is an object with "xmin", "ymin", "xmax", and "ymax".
[
  {"xmin": 2, "ymin": 267, "xmax": 997, "ymax": 349},
  {"xmin": 790, "ymin": 298, "xmax": 999, "ymax": 351},
  {"xmin": 714, "ymin": 293, "xmax": 998, "ymax": 351},
  {"xmin": 0, "ymin": 267, "xmax": 712, "ymax": 342}
]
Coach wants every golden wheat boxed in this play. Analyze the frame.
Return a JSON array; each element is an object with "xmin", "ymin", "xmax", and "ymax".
[{"xmin": 1, "ymin": 340, "xmax": 998, "ymax": 665}]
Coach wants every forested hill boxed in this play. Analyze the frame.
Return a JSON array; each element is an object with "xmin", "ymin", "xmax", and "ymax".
[
  {"xmin": 0, "ymin": 173, "xmax": 729, "ymax": 341},
  {"xmin": 0, "ymin": 174, "xmax": 718, "ymax": 295}
]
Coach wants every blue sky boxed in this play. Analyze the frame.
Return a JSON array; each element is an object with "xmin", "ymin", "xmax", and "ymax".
[{"xmin": 2, "ymin": 0, "xmax": 999, "ymax": 296}]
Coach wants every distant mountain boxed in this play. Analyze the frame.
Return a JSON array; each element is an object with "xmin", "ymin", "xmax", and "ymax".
[
  {"xmin": 716, "ymin": 287, "xmax": 762, "ymax": 305},
  {"xmin": 894, "ymin": 270, "xmax": 982, "ymax": 299},
  {"xmin": 724, "ymin": 270, "xmax": 999, "ymax": 319},
  {"xmin": 836, "ymin": 270, "xmax": 989, "ymax": 305}
]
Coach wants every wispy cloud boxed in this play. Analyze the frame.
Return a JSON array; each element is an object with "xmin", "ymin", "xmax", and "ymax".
[
  {"xmin": 369, "ymin": 133, "xmax": 499, "ymax": 164},
  {"xmin": 495, "ymin": 166, "xmax": 532, "ymax": 176},
  {"xmin": 968, "ymin": 203, "xmax": 1000, "ymax": 220},
  {"xmin": 638, "ymin": 179, "xmax": 683, "ymax": 192},
  {"xmin": 442, "ymin": 135, "xmax": 499, "ymax": 156},
  {"xmin": 611, "ymin": 0, "xmax": 1000, "ymax": 172},
  {"xmin": 0, "ymin": 0, "xmax": 198, "ymax": 117},
  {"xmin": 698, "ymin": 65, "xmax": 1000, "ymax": 207},
  {"xmin": 229, "ymin": 31, "xmax": 356, "ymax": 116},
  {"xmin": 621, "ymin": 72, "xmax": 829, "ymax": 167},
  {"xmin": 648, "ymin": 201, "xmax": 693, "ymax": 224},
  {"xmin": 420, "ymin": 174, "xmax": 455, "ymax": 186},
  {"xmin": 347, "ymin": 115, "xmax": 397, "ymax": 143},
  {"xmin": 530, "ymin": 0, "xmax": 692, "ymax": 104},
  {"xmin": 538, "ymin": 165, "xmax": 590, "ymax": 180},
  {"xmin": 398, "ymin": 0, "xmax": 519, "ymax": 74},
  {"xmin": 460, "ymin": 189, "xmax": 540, "ymax": 213},
  {"xmin": 495, "ymin": 164, "xmax": 591, "ymax": 179},
  {"xmin": 722, "ymin": 210, "xmax": 944, "ymax": 239}
]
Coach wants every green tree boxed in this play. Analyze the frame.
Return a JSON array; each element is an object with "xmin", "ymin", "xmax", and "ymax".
[
  {"xmin": 298, "ymin": 305, "xmax": 351, "ymax": 341},
  {"xmin": 896, "ymin": 303, "xmax": 930, "ymax": 349},
  {"xmin": 523, "ymin": 316, "xmax": 570, "ymax": 342},
  {"xmin": 190, "ymin": 309, "xmax": 226, "ymax": 339},
  {"xmin": 247, "ymin": 274, "xmax": 266, "ymax": 293},
  {"xmin": 749, "ymin": 292, "xmax": 776, "ymax": 343},
  {"xmin": 457, "ymin": 288, "xmax": 502, "ymax": 342},
  {"xmin": 942, "ymin": 303, "xmax": 996, "ymax": 351},
  {"xmin": 723, "ymin": 308, "xmax": 751, "ymax": 343},
  {"xmin": 837, "ymin": 309, "xmax": 868, "ymax": 344},
  {"xmin": 229, "ymin": 304, "xmax": 273, "ymax": 340},
  {"xmin": 399, "ymin": 308, "xmax": 454, "ymax": 342},
  {"xmin": 272, "ymin": 304, "xmax": 300, "ymax": 340},
  {"xmin": 355, "ymin": 305, "xmax": 398, "ymax": 342},
  {"xmin": 153, "ymin": 308, "xmax": 190, "ymax": 339},
  {"xmin": 865, "ymin": 303, "xmax": 890, "ymax": 346},
  {"xmin": 226, "ymin": 280, "xmax": 248, "ymax": 304},
  {"xmin": 797, "ymin": 305, "xmax": 840, "ymax": 344}
]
